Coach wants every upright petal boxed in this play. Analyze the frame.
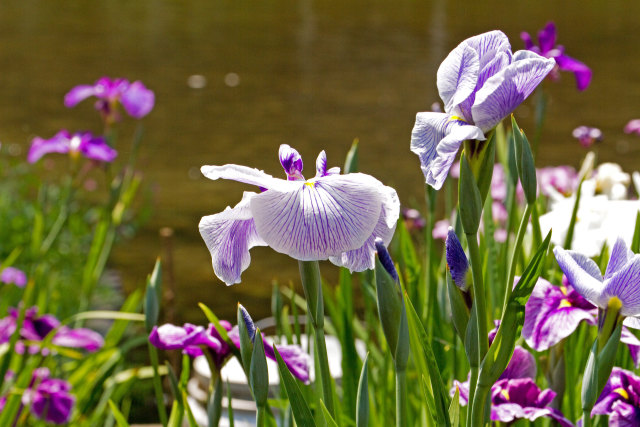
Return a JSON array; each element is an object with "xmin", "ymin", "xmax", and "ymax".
[
  {"xmin": 120, "ymin": 81, "xmax": 155, "ymax": 118},
  {"xmin": 520, "ymin": 31, "xmax": 536, "ymax": 51},
  {"xmin": 250, "ymin": 174, "xmax": 382, "ymax": 260},
  {"xmin": 554, "ymin": 53, "xmax": 592, "ymax": 91},
  {"xmin": 602, "ymin": 256, "xmax": 640, "ymax": 316},
  {"xmin": 471, "ymin": 53, "xmax": 555, "ymax": 131},
  {"xmin": 537, "ymin": 22, "xmax": 557, "ymax": 54},
  {"xmin": 606, "ymin": 238, "xmax": 635, "ymax": 280},
  {"xmin": 64, "ymin": 85, "xmax": 97, "ymax": 108},
  {"xmin": 410, "ymin": 112, "xmax": 485, "ymax": 190},
  {"xmin": 199, "ymin": 192, "xmax": 267, "ymax": 285},
  {"xmin": 501, "ymin": 346, "xmax": 537, "ymax": 380},
  {"xmin": 279, "ymin": 144, "xmax": 304, "ymax": 180},
  {"xmin": 554, "ymin": 247, "xmax": 606, "ymax": 308},
  {"xmin": 201, "ymin": 164, "xmax": 292, "ymax": 191},
  {"xmin": 437, "ymin": 44, "xmax": 479, "ymax": 114}
]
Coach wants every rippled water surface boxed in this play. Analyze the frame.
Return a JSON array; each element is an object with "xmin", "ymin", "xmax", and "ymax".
[{"xmin": 1, "ymin": 1, "xmax": 639, "ymax": 322}]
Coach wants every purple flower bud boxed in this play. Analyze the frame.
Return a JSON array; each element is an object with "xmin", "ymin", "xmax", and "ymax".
[
  {"xmin": 238, "ymin": 304, "xmax": 256, "ymax": 342},
  {"xmin": 375, "ymin": 238, "xmax": 398, "ymax": 283},
  {"xmin": 445, "ymin": 228, "xmax": 469, "ymax": 291}
]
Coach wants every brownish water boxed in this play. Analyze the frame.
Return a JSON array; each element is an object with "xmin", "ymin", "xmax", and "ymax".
[{"xmin": 1, "ymin": 1, "xmax": 639, "ymax": 323}]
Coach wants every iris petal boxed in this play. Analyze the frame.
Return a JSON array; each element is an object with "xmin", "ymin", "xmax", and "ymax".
[
  {"xmin": 250, "ymin": 174, "xmax": 382, "ymax": 261},
  {"xmin": 201, "ymin": 164, "xmax": 294, "ymax": 191},
  {"xmin": 27, "ymin": 131, "xmax": 72, "ymax": 163},
  {"xmin": 554, "ymin": 53, "xmax": 592, "ymax": 91},
  {"xmin": 329, "ymin": 184, "xmax": 398, "ymax": 271},
  {"xmin": 120, "ymin": 81, "xmax": 155, "ymax": 118},
  {"xmin": 602, "ymin": 255, "xmax": 640, "ymax": 316},
  {"xmin": 410, "ymin": 112, "xmax": 485, "ymax": 190},
  {"xmin": 606, "ymin": 238, "xmax": 634, "ymax": 279},
  {"xmin": 63, "ymin": 85, "xmax": 97, "ymax": 108},
  {"xmin": 554, "ymin": 247, "xmax": 606, "ymax": 308},
  {"xmin": 472, "ymin": 53, "xmax": 555, "ymax": 131},
  {"xmin": 199, "ymin": 192, "xmax": 267, "ymax": 285}
]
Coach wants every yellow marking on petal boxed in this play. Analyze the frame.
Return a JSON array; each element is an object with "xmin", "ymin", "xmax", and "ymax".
[
  {"xmin": 614, "ymin": 387, "xmax": 629, "ymax": 400},
  {"xmin": 304, "ymin": 181, "xmax": 315, "ymax": 188},
  {"xmin": 449, "ymin": 115, "xmax": 467, "ymax": 123},
  {"xmin": 560, "ymin": 286, "xmax": 568, "ymax": 296},
  {"xmin": 558, "ymin": 299, "xmax": 572, "ymax": 308},
  {"xmin": 500, "ymin": 389, "xmax": 510, "ymax": 401}
]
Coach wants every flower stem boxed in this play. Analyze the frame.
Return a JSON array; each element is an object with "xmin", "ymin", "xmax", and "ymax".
[
  {"xmin": 465, "ymin": 233, "xmax": 488, "ymax": 363},
  {"xmin": 256, "ymin": 405, "xmax": 266, "ymax": 427},
  {"xmin": 396, "ymin": 369, "xmax": 408, "ymax": 427},
  {"xmin": 582, "ymin": 410, "xmax": 592, "ymax": 427},
  {"xmin": 502, "ymin": 203, "xmax": 533, "ymax": 311},
  {"xmin": 466, "ymin": 366, "xmax": 478, "ymax": 427},
  {"xmin": 298, "ymin": 260, "xmax": 335, "ymax": 417},
  {"xmin": 470, "ymin": 382, "xmax": 490, "ymax": 427},
  {"xmin": 147, "ymin": 341, "xmax": 168, "ymax": 426}
]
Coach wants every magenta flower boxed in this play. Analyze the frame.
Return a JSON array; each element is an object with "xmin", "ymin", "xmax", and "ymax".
[
  {"xmin": 150, "ymin": 319, "xmax": 310, "ymax": 383},
  {"xmin": 411, "ymin": 30, "xmax": 555, "ymax": 189},
  {"xmin": 199, "ymin": 145, "xmax": 399, "ymax": 284},
  {"xmin": 22, "ymin": 368, "xmax": 75, "ymax": 425},
  {"xmin": 537, "ymin": 166, "xmax": 578, "ymax": 197},
  {"xmin": 624, "ymin": 119, "xmax": 640, "ymax": 136},
  {"xmin": 490, "ymin": 378, "xmax": 573, "ymax": 426},
  {"xmin": 572, "ymin": 126, "xmax": 603, "ymax": 148},
  {"xmin": 64, "ymin": 77, "xmax": 155, "ymax": 120},
  {"xmin": 401, "ymin": 208, "xmax": 426, "ymax": 232},
  {"xmin": 592, "ymin": 367, "xmax": 640, "ymax": 426},
  {"xmin": 0, "ymin": 307, "xmax": 104, "ymax": 354},
  {"xmin": 28, "ymin": 130, "xmax": 116, "ymax": 164},
  {"xmin": 0, "ymin": 267, "xmax": 26, "ymax": 287},
  {"xmin": 521, "ymin": 22, "xmax": 592, "ymax": 91}
]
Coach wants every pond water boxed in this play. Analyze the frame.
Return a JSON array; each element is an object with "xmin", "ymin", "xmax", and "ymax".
[{"xmin": 1, "ymin": 1, "xmax": 639, "ymax": 323}]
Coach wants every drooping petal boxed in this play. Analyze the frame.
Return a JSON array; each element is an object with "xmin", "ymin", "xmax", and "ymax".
[
  {"xmin": 64, "ymin": 85, "xmax": 98, "ymax": 108},
  {"xmin": 263, "ymin": 342, "xmax": 311, "ymax": 383},
  {"xmin": 621, "ymin": 326, "xmax": 640, "ymax": 368},
  {"xmin": 437, "ymin": 44, "xmax": 479, "ymax": 114},
  {"xmin": 52, "ymin": 327, "xmax": 104, "ymax": 352},
  {"xmin": 250, "ymin": 173, "xmax": 382, "ymax": 261},
  {"xmin": 410, "ymin": 112, "xmax": 485, "ymax": 190},
  {"xmin": 606, "ymin": 238, "xmax": 635, "ymax": 279},
  {"xmin": 554, "ymin": 53, "xmax": 592, "ymax": 91},
  {"xmin": 523, "ymin": 278, "xmax": 596, "ymax": 351},
  {"xmin": 602, "ymin": 255, "xmax": 640, "ymax": 316},
  {"xmin": 471, "ymin": 53, "xmax": 555, "ymax": 131},
  {"xmin": 80, "ymin": 138, "xmax": 118, "ymax": 162},
  {"xmin": 120, "ymin": 81, "xmax": 155, "ymax": 118},
  {"xmin": 554, "ymin": 247, "xmax": 606, "ymax": 308},
  {"xmin": 27, "ymin": 131, "xmax": 72, "ymax": 163},
  {"xmin": 201, "ymin": 164, "xmax": 292, "ymax": 191},
  {"xmin": 329, "ymin": 184, "xmax": 399, "ymax": 271},
  {"xmin": 199, "ymin": 192, "xmax": 267, "ymax": 285}
]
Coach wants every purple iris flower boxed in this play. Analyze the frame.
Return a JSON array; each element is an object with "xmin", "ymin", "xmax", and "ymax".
[
  {"xmin": 572, "ymin": 126, "xmax": 603, "ymax": 148},
  {"xmin": 150, "ymin": 320, "xmax": 310, "ymax": 383},
  {"xmin": 199, "ymin": 144, "xmax": 399, "ymax": 284},
  {"xmin": 521, "ymin": 22, "xmax": 592, "ymax": 91},
  {"xmin": 491, "ymin": 378, "xmax": 574, "ymax": 426},
  {"xmin": 624, "ymin": 119, "xmax": 640, "ymax": 136},
  {"xmin": 537, "ymin": 166, "xmax": 578, "ymax": 197},
  {"xmin": 64, "ymin": 77, "xmax": 155, "ymax": 120},
  {"xmin": 0, "ymin": 307, "xmax": 103, "ymax": 354},
  {"xmin": 22, "ymin": 368, "xmax": 75, "ymax": 425},
  {"xmin": 28, "ymin": 130, "xmax": 117, "ymax": 164},
  {"xmin": 592, "ymin": 367, "xmax": 640, "ymax": 425},
  {"xmin": 554, "ymin": 238, "xmax": 640, "ymax": 318},
  {"xmin": 401, "ymin": 208, "xmax": 426, "ymax": 232},
  {"xmin": 0, "ymin": 267, "xmax": 27, "ymax": 287},
  {"xmin": 411, "ymin": 30, "xmax": 555, "ymax": 189}
]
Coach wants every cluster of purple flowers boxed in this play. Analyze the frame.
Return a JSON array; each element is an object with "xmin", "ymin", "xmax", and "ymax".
[
  {"xmin": 0, "ymin": 307, "xmax": 104, "ymax": 354},
  {"xmin": 149, "ymin": 319, "xmax": 310, "ymax": 383},
  {"xmin": 28, "ymin": 77, "xmax": 154, "ymax": 165}
]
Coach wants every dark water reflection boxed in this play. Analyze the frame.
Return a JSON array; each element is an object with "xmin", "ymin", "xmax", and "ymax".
[{"xmin": 1, "ymin": 1, "xmax": 639, "ymax": 323}]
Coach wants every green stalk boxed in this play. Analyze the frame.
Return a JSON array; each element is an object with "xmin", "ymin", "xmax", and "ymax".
[
  {"xmin": 466, "ymin": 234, "xmax": 488, "ymax": 362},
  {"xmin": 471, "ymin": 383, "xmax": 490, "ymax": 427},
  {"xmin": 148, "ymin": 341, "xmax": 168, "ymax": 426},
  {"xmin": 298, "ymin": 260, "xmax": 335, "ymax": 417},
  {"xmin": 502, "ymin": 203, "xmax": 533, "ymax": 311},
  {"xmin": 465, "ymin": 366, "xmax": 478, "ymax": 427},
  {"xmin": 396, "ymin": 369, "xmax": 407, "ymax": 427},
  {"xmin": 256, "ymin": 405, "xmax": 266, "ymax": 427},
  {"xmin": 582, "ymin": 410, "xmax": 592, "ymax": 427}
]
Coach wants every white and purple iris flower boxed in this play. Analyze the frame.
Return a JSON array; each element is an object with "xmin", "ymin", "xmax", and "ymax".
[
  {"xmin": 411, "ymin": 30, "xmax": 555, "ymax": 189},
  {"xmin": 521, "ymin": 22, "xmax": 592, "ymax": 91},
  {"xmin": 592, "ymin": 367, "xmax": 640, "ymax": 426},
  {"xmin": 199, "ymin": 145, "xmax": 399, "ymax": 285},
  {"xmin": 554, "ymin": 238, "xmax": 640, "ymax": 319},
  {"xmin": 28, "ymin": 130, "xmax": 117, "ymax": 164},
  {"xmin": 65, "ymin": 77, "xmax": 155, "ymax": 120}
]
